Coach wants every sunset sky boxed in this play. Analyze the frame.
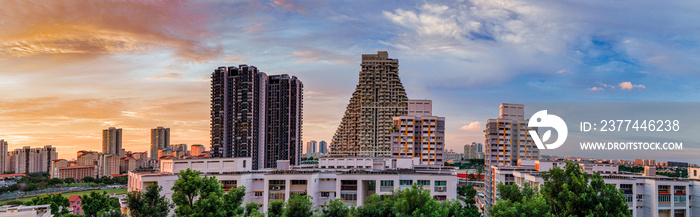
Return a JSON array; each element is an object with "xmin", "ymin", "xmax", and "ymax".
[{"xmin": 1, "ymin": 0, "xmax": 699, "ymax": 160}]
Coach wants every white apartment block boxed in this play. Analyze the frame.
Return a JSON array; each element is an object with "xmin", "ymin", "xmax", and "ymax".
[
  {"xmin": 484, "ymin": 103, "xmax": 539, "ymax": 209},
  {"xmin": 8, "ymin": 145, "xmax": 57, "ymax": 174},
  {"xmin": 487, "ymin": 160, "xmax": 700, "ymax": 217},
  {"xmin": 390, "ymin": 100, "xmax": 446, "ymax": 165},
  {"xmin": 129, "ymin": 157, "xmax": 458, "ymax": 214}
]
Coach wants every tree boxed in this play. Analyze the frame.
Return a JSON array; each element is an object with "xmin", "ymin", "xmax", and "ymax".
[
  {"xmin": 83, "ymin": 176, "xmax": 96, "ymax": 183},
  {"xmin": 284, "ymin": 194, "xmax": 314, "ymax": 217},
  {"xmin": 352, "ymin": 194, "xmax": 394, "ymax": 217},
  {"xmin": 64, "ymin": 178, "xmax": 75, "ymax": 185},
  {"xmin": 48, "ymin": 178, "xmax": 64, "ymax": 186},
  {"xmin": 192, "ymin": 176, "xmax": 226, "ymax": 217},
  {"xmin": 171, "ymin": 168, "xmax": 229, "ymax": 217},
  {"xmin": 172, "ymin": 169, "xmax": 201, "ymax": 216},
  {"xmin": 489, "ymin": 162, "xmax": 631, "ymax": 217},
  {"xmin": 101, "ymin": 176, "xmax": 113, "ymax": 185},
  {"xmin": 24, "ymin": 193, "xmax": 70, "ymax": 216},
  {"xmin": 321, "ymin": 199, "xmax": 349, "ymax": 217},
  {"xmin": 391, "ymin": 184, "xmax": 442, "ymax": 216},
  {"xmin": 224, "ymin": 186, "xmax": 246, "ymax": 216},
  {"xmin": 97, "ymin": 209, "xmax": 126, "ymax": 217},
  {"xmin": 127, "ymin": 184, "xmax": 173, "ymax": 217},
  {"xmin": 267, "ymin": 200, "xmax": 284, "ymax": 217},
  {"xmin": 82, "ymin": 191, "xmax": 121, "ymax": 217},
  {"xmin": 244, "ymin": 202, "xmax": 263, "ymax": 217},
  {"xmin": 24, "ymin": 183, "xmax": 38, "ymax": 191}
]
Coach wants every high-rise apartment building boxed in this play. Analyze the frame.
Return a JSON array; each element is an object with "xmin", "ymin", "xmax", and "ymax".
[
  {"xmin": 102, "ymin": 127, "xmax": 122, "ymax": 156},
  {"xmin": 390, "ymin": 100, "xmax": 445, "ymax": 165},
  {"xmin": 1, "ymin": 139, "xmax": 7, "ymax": 173},
  {"xmin": 263, "ymin": 74, "xmax": 303, "ymax": 169},
  {"xmin": 332, "ymin": 51, "xmax": 408, "ymax": 157},
  {"xmin": 484, "ymin": 103, "xmax": 539, "ymax": 209},
  {"xmin": 150, "ymin": 127, "xmax": 170, "ymax": 160},
  {"xmin": 210, "ymin": 65, "xmax": 303, "ymax": 169},
  {"xmin": 319, "ymin": 141, "xmax": 327, "ymax": 154},
  {"xmin": 10, "ymin": 145, "xmax": 57, "ymax": 174},
  {"xmin": 306, "ymin": 140, "xmax": 317, "ymax": 154},
  {"xmin": 463, "ymin": 142, "xmax": 484, "ymax": 159}
]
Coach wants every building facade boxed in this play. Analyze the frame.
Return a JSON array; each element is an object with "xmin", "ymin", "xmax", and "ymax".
[
  {"xmin": 487, "ymin": 160, "xmax": 700, "ymax": 217},
  {"xmin": 190, "ymin": 144, "xmax": 205, "ymax": 157},
  {"xmin": 464, "ymin": 142, "xmax": 483, "ymax": 159},
  {"xmin": 264, "ymin": 74, "xmax": 303, "ymax": 169},
  {"xmin": 332, "ymin": 51, "xmax": 408, "ymax": 158},
  {"xmin": 9, "ymin": 145, "xmax": 57, "ymax": 174},
  {"xmin": 306, "ymin": 140, "xmax": 317, "ymax": 155},
  {"xmin": 129, "ymin": 157, "xmax": 457, "ymax": 214},
  {"xmin": 319, "ymin": 141, "xmax": 327, "ymax": 154},
  {"xmin": 0, "ymin": 139, "xmax": 7, "ymax": 174},
  {"xmin": 483, "ymin": 103, "xmax": 540, "ymax": 210},
  {"xmin": 390, "ymin": 100, "xmax": 445, "ymax": 165},
  {"xmin": 210, "ymin": 65, "xmax": 303, "ymax": 170},
  {"xmin": 150, "ymin": 127, "xmax": 170, "ymax": 160},
  {"xmin": 103, "ymin": 127, "xmax": 122, "ymax": 156}
]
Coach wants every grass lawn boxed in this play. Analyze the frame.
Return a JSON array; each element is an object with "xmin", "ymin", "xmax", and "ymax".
[{"xmin": 1, "ymin": 188, "xmax": 127, "ymax": 204}]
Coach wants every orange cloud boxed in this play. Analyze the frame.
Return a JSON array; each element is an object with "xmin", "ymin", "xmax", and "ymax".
[
  {"xmin": 619, "ymin": 81, "xmax": 646, "ymax": 90},
  {"xmin": 0, "ymin": 0, "xmax": 221, "ymax": 62}
]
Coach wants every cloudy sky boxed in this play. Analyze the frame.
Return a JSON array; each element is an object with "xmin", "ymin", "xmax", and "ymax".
[{"xmin": 1, "ymin": 0, "xmax": 699, "ymax": 160}]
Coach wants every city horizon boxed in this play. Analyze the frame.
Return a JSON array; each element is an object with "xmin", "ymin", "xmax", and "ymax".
[{"xmin": 2, "ymin": 1, "xmax": 699, "ymax": 162}]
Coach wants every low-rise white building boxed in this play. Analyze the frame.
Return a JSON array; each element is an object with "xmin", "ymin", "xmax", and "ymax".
[
  {"xmin": 487, "ymin": 161, "xmax": 700, "ymax": 217},
  {"xmin": 129, "ymin": 157, "xmax": 458, "ymax": 213}
]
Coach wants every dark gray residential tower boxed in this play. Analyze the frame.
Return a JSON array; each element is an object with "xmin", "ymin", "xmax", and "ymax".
[
  {"xmin": 210, "ymin": 65, "xmax": 303, "ymax": 170},
  {"xmin": 150, "ymin": 126, "xmax": 170, "ymax": 160},
  {"xmin": 102, "ymin": 127, "xmax": 122, "ymax": 156}
]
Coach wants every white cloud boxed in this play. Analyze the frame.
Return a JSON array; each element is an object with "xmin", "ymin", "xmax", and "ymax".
[
  {"xmin": 588, "ymin": 87, "xmax": 604, "ymax": 91},
  {"xmin": 460, "ymin": 121, "xmax": 483, "ymax": 131},
  {"xmin": 619, "ymin": 81, "xmax": 646, "ymax": 90}
]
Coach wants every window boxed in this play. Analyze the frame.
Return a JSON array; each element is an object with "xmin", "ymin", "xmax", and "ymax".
[
  {"xmin": 380, "ymin": 180, "xmax": 394, "ymax": 187},
  {"xmin": 254, "ymin": 191, "xmax": 263, "ymax": 197},
  {"xmin": 433, "ymin": 195, "xmax": 447, "ymax": 201},
  {"xmin": 321, "ymin": 192, "xmax": 330, "ymax": 198},
  {"xmin": 417, "ymin": 180, "xmax": 430, "ymax": 186},
  {"xmin": 340, "ymin": 193, "xmax": 357, "ymax": 201},
  {"xmin": 243, "ymin": 160, "xmax": 246, "ymax": 167},
  {"xmin": 399, "ymin": 180, "xmax": 413, "ymax": 186},
  {"xmin": 434, "ymin": 181, "xmax": 447, "ymax": 186},
  {"xmin": 291, "ymin": 180, "xmax": 307, "ymax": 185},
  {"xmin": 659, "ymin": 194, "xmax": 671, "ymax": 203}
]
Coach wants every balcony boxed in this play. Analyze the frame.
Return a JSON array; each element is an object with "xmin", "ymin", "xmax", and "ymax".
[{"xmin": 434, "ymin": 186, "xmax": 447, "ymax": 192}]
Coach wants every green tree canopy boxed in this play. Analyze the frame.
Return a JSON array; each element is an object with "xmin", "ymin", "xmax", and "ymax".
[
  {"xmin": 126, "ymin": 184, "xmax": 173, "ymax": 217},
  {"xmin": 489, "ymin": 162, "xmax": 631, "ymax": 217},
  {"xmin": 321, "ymin": 199, "xmax": 350, "ymax": 217},
  {"xmin": 244, "ymin": 202, "xmax": 263, "ymax": 217},
  {"xmin": 82, "ymin": 191, "xmax": 121, "ymax": 217},
  {"xmin": 284, "ymin": 194, "xmax": 314, "ymax": 217},
  {"xmin": 171, "ymin": 168, "xmax": 246, "ymax": 217},
  {"xmin": 224, "ymin": 185, "xmax": 246, "ymax": 216},
  {"xmin": 24, "ymin": 193, "xmax": 70, "ymax": 216},
  {"xmin": 267, "ymin": 200, "xmax": 284, "ymax": 217}
]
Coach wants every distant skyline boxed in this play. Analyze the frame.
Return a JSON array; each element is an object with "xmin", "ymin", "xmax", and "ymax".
[{"xmin": 1, "ymin": 1, "xmax": 700, "ymax": 160}]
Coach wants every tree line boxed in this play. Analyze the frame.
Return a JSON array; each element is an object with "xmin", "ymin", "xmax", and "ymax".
[
  {"xmin": 125, "ymin": 168, "xmax": 482, "ymax": 217},
  {"xmin": 488, "ymin": 162, "xmax": 632, "ymax": 217}
]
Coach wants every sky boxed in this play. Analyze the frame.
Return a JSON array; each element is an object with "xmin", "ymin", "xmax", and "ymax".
[{"xmin": 1, "ymin": 0, "xmax": 699, "ymax": 160}]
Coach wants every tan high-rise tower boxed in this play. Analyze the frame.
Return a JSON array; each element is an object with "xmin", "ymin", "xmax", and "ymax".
[{"xmin": 331, "ymin": 51, "xmax": 408, "ymax": 157}]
